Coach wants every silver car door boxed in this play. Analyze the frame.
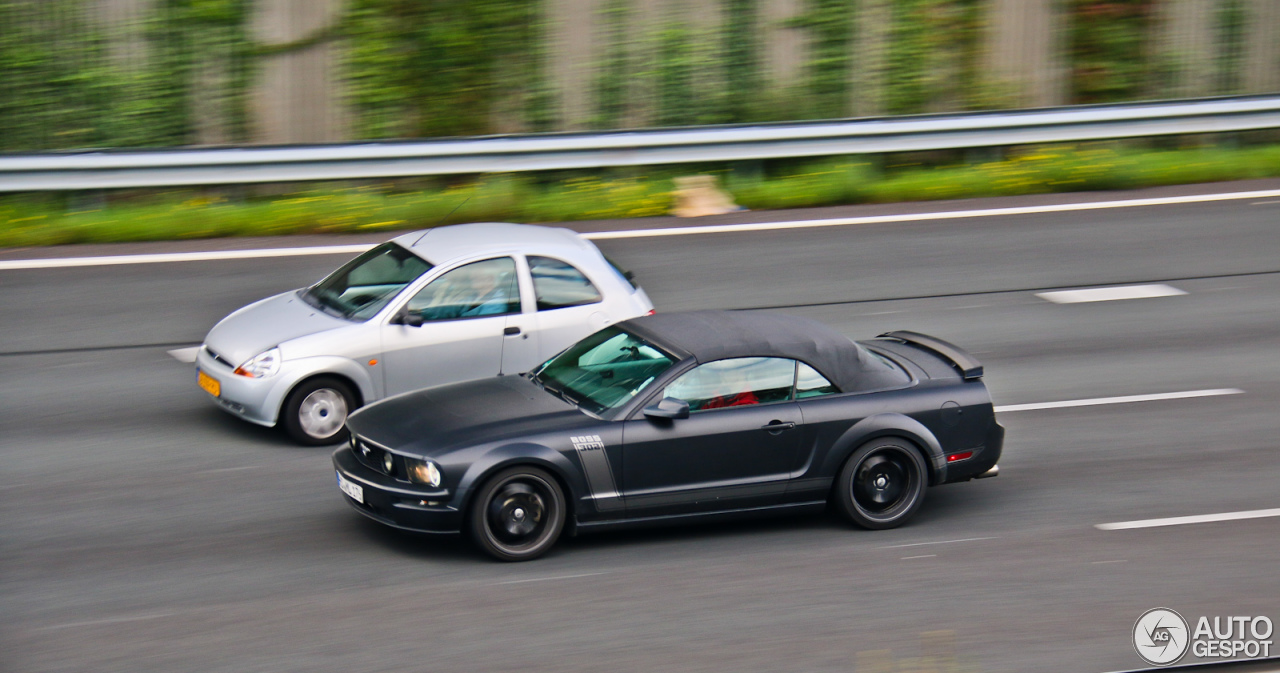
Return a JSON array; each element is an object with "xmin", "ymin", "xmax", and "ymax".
[
  {"xmin": 380, "ymin": 256, "xmax": 520, "ymax": 395},
  {"xmin": 498, "ymin": 256, "xmax": 540, "ymax": 375}
]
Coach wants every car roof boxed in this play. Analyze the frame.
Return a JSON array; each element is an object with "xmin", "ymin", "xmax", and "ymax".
[
  {"xmin": 390, "ymin": 223, "xmax": 595, "ymax": 265},
  {"xmin": 619, "ymin": 310, "xmax": 875, "ymax": 392}
]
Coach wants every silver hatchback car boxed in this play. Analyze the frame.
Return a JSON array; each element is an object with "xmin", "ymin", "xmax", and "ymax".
[{"xmin": 196, "ymin": 223, "xmax": 654, "ymax": 444}]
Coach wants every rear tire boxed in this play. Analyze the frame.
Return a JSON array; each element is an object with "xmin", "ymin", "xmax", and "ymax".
[
  {"xmin": 468, "ymin": 467, "xmax": 566, "ymax": 562},
  {"xmin": 281, "ymin": 377, "xmax": 355, "ymax": 446},
  {"xmin": 834, "ymin": 438, "xmax": 927, "ymax": 530}
]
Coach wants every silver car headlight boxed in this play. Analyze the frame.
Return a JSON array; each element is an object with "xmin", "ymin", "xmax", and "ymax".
[
  {"xmin": 407, "ymin": 458, "xmax": 442, "ymax": 487},
  {"xmin": 234, "ymin": 347, "xmax": 281, "ymax": 378}
]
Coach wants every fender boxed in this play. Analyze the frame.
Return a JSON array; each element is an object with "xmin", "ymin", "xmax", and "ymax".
[
  {"xmin": 453, "ymin": 442, "xmax": 585, "ymax": 527},
  {"xmin": 821, "ymin": 413, "xmax": 947, "ymax": 485},
  {"xmin": 267, "ymin": 356, "xmax": 378, "ymax": 425}
]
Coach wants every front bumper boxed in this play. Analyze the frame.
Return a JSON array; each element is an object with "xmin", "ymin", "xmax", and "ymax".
[
  {"xmin": 195, "ymin": 347, "xmax": 282, "ymax": 427},
  {"xmin": 332, "ymin": 446, "xmax": 463, "ymax": 534}
]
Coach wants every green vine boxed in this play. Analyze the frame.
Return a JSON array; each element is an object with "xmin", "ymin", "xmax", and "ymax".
[
  {"xmin": 797, "ymin": 0, "xmax": 854, "ymax": 119},
  {"xmin": 1069, "ymin": 0, "xmax": 1156, "ymax": 104},
  {"xmin": 883, "ymin": 0, "xmax": 982, "ymax": 115},
  {"xmin": 0, "ymin": 0, "xmax": 255, "ymax": 150},
  {"xmin": 721, "ymin": 0, "xmax": 762, "ymax": 122},
  {"xmin": 1214, "ymin": 0, "xmax": 1245, "ymax": 94},
  {"xmin": 593, "ymin": 0, "xmax": 632, "ymax": 129},
  {"xmin": 345, "ymin": 0, "xmax": 542, "ymax": 139}
]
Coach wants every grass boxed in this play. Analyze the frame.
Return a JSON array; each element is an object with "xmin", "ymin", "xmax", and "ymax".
[{"xmin": 3, "ymin": 142, "xmax": 1279, "ymax": 248}]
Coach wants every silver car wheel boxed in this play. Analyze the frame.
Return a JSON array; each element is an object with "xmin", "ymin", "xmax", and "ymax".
[{"xmin": 297, "ymin": 388, "xmax": 348, "ymax": 439}]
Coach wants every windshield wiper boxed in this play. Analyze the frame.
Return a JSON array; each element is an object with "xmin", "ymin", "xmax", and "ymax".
[
  {"xmin": 303, "ymin": 287, "xmax": 354, "ymax": 319},
  {"xmin": 537, "ymin": 378, "xmax": 579, "ymax": 408}
]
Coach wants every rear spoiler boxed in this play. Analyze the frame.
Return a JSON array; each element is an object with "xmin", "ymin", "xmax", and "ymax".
[{"xmin": 878, "ymin": 331, "xmax": 984, "ymax": 380}]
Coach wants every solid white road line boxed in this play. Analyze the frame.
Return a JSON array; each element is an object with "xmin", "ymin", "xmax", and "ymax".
[
  {"xmin": 901, "ymin": 555, "xmax": 937, "ymax": 560},
  {"xmin": 1096, "ymin": 508, "xmax": 1280, "ymax": 531},
  {"xmin": 879, "ymin": 536, "xmax": 998, "ymax": 549},
  {"xmin": 582, "ymin": 188, "xmax": 1280, "ymax": 240},
  {"xmin": 0, "ymin": 244, "xmax": 376, "ymax": 271},
  {"xmin": 994, "ymin": 388, "xmax": 1243, "ymax": 413},
  {"xmin": 167, "ymin": 346, "xmax": 200, "ymax": 363},
  {"xmin": 4, "ymin": 188, "xmax": 1280, "ymax": 270},
  {"xmin": 1035, "ymin": 284, "xmax": 1187, "ymax": 304}
]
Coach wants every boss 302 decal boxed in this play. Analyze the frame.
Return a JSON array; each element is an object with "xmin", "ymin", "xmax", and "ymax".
[{"xmin": 570, "ymin": 435, "xmax": 622, "ymax": 511}]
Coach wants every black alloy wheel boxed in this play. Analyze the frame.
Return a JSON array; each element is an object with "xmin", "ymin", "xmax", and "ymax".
[
  {"xmin": 469, "ymin": 466, "xmax": 566, "ymax": 562},
  {"xmin": 834, "ymin": 438, "xmax": 927, "ymax": 530}
]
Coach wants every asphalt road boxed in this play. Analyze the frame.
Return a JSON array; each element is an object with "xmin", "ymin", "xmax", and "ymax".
[{"xmin": 3, "ymin": 183, "xmax": 1279, "ymax": 673}]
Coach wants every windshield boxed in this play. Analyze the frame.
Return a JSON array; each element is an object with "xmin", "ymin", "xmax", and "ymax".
[
  {"xmin": 531, "ymin": 327, "xmax": 676, "ymax": 415},
  {"xmin": 304, "ymin": 243, "xmax": 433, "ymax": 320}
]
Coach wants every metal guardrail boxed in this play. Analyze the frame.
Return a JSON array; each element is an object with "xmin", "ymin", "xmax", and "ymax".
[{"xmin": 1, "ymin": 95, "xmax": 1279, "ymax": 192}]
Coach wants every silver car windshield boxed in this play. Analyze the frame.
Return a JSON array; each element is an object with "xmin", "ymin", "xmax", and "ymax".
[
  {"xmin": 305, "ymin": 243, "xmax": 433, "ymax": 320},
  {"xmin": 530, "ymin": 327, "xmax": 675, "ymax": 415}
]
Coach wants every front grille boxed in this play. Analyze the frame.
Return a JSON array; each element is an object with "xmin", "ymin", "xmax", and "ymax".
[
  {"xmin": 351, "ymin": 436, "xmax": 401, "ymax": 479},
  {"xmin": 202, "ymin": 345, "xmax": 236, "ymax": 370}
]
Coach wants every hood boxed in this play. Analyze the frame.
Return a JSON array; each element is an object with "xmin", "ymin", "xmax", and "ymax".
[
  {"xmin": 204, "ymin": 290, "xmax": 350, "ymax": 367},
  {"xmin": 346, "ymin": 375, "xmax": 592, "ymax": 456}
]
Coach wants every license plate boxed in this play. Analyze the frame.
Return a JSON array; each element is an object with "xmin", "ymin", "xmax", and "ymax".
[
  {"xmin": 197, "ymin": 369, "xmax": 221, "ymax": 397},
  {"xmin": 337, "ymin": 471, "xmax": 364, "ymax": 503}
]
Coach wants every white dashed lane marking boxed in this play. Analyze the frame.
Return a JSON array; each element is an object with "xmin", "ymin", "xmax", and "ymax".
[
  {"xmin": 878, "ymin": 537, "xmax": 998, "ymax": 549},
  {"xmin": 38, "ymin": 612, "xmax": 177, "ymax": 631},
  {"xmin": 1096, "ymin": 508, "xmax": 1280, "ymax": 531},
  {"xmin": 1035, "ymin": 284, "xmax": 1187, "ymax": 304},
  {"xmin": 495, "ymin": 572, "xmax": 609, "ymax": 586}
]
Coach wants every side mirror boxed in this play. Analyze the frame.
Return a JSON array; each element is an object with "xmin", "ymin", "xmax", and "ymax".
[
  {"xmin": 643, "ymin": 397, "xmax": 689, "ymax": 420},
  {"xmin": 393, "ymin": 309, "xmax": 424, "ymax": 327}
]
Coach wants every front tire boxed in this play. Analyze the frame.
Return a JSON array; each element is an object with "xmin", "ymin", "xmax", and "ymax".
[
  {"xmin": 834, "ymin": 438, "xmax": 927, "ymax": 530},
  {"xmin": 468, "ymin": 467, "xmax": 566, "ymax": 562},
  {"xmin": 281, "ymin": 377, "xmax": 355, "ymax": 446}
]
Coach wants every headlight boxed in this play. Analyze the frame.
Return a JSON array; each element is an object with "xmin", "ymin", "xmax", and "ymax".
[
  {"xmin": 233, "ymin": 347, "xmax": 281, "ymax": 378},
  {"xmin": 407, "ymin": 459, "xmax": 442, "ymax": 487}
]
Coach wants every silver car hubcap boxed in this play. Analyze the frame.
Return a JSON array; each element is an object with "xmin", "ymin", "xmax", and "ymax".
[{"xmin": 298, "ymin": 388, "xmax": 347, "ymax": 439}]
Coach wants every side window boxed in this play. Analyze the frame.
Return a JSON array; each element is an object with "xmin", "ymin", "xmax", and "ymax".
[
  {"xmin": 405, "ymin": 257, "xmax": 519, "ymax": 321},
  {"xmin": 528, "ymin": 256, "xmax": 603, "ymax": 310},
  {"xmin": 664, "ymin": 357, "xmax": 796, "ymax": 411},
  {"xmin": 796, "ymin": 362, "xmax": 840, "ymax": 399}
]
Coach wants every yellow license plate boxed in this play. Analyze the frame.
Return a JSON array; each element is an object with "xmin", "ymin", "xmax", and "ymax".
[{"xmin": 198, "ymin": 370, "xmax": 221, "ymax": 397}]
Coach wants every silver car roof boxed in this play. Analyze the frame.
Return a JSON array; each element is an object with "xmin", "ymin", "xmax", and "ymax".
[{"xmin": 389, "ymin": 223, "xmax": 594, "ymax": 265}]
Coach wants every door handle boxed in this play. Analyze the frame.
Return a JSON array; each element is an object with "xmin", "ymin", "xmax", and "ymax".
[
  {"xmin": 762, "ymin": 420, "xmax": 796, "ymax": 433},
  {"xmin": 503, "ymin": 326, "xmax": 521, "ymax": 336}
]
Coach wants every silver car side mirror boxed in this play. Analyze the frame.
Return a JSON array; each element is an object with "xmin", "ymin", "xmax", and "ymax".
[{"xmin": 394, "ymin": 309, "xmax": 424, "ymax": 328}]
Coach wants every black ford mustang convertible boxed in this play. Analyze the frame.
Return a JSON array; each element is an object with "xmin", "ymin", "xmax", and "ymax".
[{"xmin": 333, "ymin": 311, "xmax": 1003, "ymax": 561}]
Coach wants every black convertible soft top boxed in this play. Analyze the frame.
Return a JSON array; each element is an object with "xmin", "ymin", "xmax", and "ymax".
[{"xmin": 619, "ymin": 310, "xmax": 904, "ymax": 393}]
